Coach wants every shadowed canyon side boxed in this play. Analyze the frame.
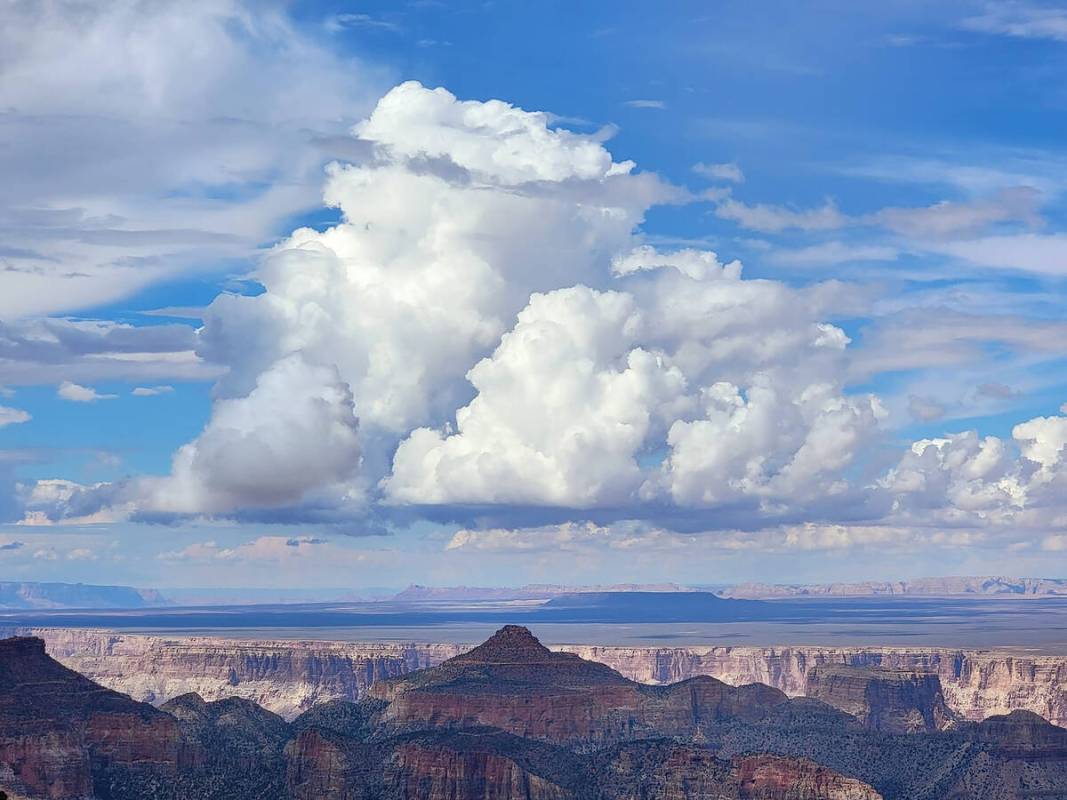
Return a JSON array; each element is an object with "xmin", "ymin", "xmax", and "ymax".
[
  {"xmin": 22, "ymin": 627, "xmax": 1067, "ymax": 726},
  {"xmin": 9, "ymin": 627, "xmax": 1067, "ymax": 798}
]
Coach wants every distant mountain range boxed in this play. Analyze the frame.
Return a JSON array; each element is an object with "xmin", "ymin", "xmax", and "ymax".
[
  {"xmin": 716, "ymin": 576, "xmax": 1067, "ymax": 599},
  {"xmin": 6, "ymin": 575, "xmax": 1067, "ymax": 612}
]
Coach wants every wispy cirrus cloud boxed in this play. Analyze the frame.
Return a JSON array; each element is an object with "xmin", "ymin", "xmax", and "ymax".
[{"xmin": 962, "ymin": 2, "xmax": 1067, "ymax": 42}]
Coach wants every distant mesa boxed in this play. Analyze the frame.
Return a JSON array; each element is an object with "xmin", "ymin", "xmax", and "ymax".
[{"xmin": 0, "ymin": 581, "xmax": 166, "ymax": 610}]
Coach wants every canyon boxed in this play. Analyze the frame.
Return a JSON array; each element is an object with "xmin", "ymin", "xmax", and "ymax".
[
  {"xmin": 20, "ymin": 627, "xmax": 1067, "ymax": 727},
  {"xmin": 7, "ymin": 625, "xmax": 1067, "ymax": 799}
]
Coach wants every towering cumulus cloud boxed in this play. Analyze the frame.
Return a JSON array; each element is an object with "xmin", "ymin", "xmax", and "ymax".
[{"xmin": 23, "ymin": 82, "xmax": 1067, "ymax": 545}]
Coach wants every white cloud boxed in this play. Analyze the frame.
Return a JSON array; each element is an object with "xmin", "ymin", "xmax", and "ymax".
[
  {"xmin": 692, "ymin": 162, "xmax": 745, "ymax": 183},
  {"xmin": 878, "ymin": 411, "xmax": 1067, "ymax": 532},
  {"xmin": 715, "ymin": 198, "xmax": 847, "ymax": 232},
  {"xmin": 0, "ymin": 0, "xmax": 383, "ymax": 319},
  {"xmin": 0, "ymin": 317, "xmax": 215, "ymax": 387},
  {"xmin": 0, "ymin": 407, "xmax": 31, "ymax": 427},
  {"xmin": 131, "ymin": 385, "xmax": 174, "ymax": 397},
  {"xmin": 198, "ymin": 81, "xmax": 672, "ymax": 439},
  {"xmin": 445, "ymin": 520, "xmax": 987, "ymax": 556},
  {"xmin": 933, "ymin": 233, "xmax": 1067, "ymax": 276},
  {"xmin": 325, "ymin": 12, "xmax": 401, "ymax": 33},
  {"xmin": 870, "ymin": 186, "xmax": 1042, "ymax": 239},
  {"xmin": 624, "ymin": 99, "xmax": 667, "ymax": 109},
  {"xmin": 386, "ymin": 285, "xmax": 690, "ymax": 506},
  {"xmin": 160, "ymin": 535, "xmax": 357, "ymax": 565},
  {"xmin": 139, "ymin": 354, "xmax": 362, "ymax": 515},
  {"xmin": 387, "ymin": 246, "xmax": 882, "ymax": 511},
  {"xmin": 57, "ymin": 381, "xmax": 117, "ymax": 402}
]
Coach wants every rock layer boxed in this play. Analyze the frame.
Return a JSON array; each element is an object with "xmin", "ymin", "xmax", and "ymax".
[
  {"xmin": 804, "ymin": 665, "xmax": 957, "ymax": 733},
  {"xmin": 18, "ymin": 628, "xmax": 1067, "ymax": 727}
]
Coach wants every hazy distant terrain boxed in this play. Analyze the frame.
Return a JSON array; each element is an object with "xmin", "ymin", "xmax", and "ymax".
[{"xmin": 0, "ymin": 582, "xmax": 165, "ymax": 610}]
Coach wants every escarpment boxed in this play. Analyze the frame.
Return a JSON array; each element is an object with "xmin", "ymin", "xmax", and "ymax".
[
  {"xmin": 804, "ymin": 664, "xmax": 959, "ymax": 732},
  {"xmin": 21, "ymin": 627, "xmax": 1067, "ymax": 727},
  {"xmin": 9, "ymin": 628, "xmax": 1067, "ymax": 798}
]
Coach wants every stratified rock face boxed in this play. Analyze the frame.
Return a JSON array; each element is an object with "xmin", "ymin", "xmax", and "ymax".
[
  {"xmin": 564, "ymin": 644, "xmax": 1067, "ymax": 728},
  {"xmin": 25, "ymin": 628, "xmax": 1067, "ymax": 728},
  {"xmin": 804, "ymin": 665, "xmax": 957, "ymax": 733},
  {"xmin": 0, "ymin": 637, "xmax": 181, "ymax": 800},
  {"xmin": 370, "ymin": 626, "xmax": 788, "ymax": 747},
  {"xmin": 974, "ymin": 710, "xmax": 1067, "ymax": 757},
  {"xmin": 734, "ymin": 755, "xmax": 883, "ymax": 800},
  {"xmin": 26, "ymin": 627, "xmax": 463, "ymax": 720},
  {"xmin": 386, "ymin": 732, "xmax": 586, "ymax": 800},
  {"xmin": 10, "ymin": 627, "xmax": 1067, "ymax": 799},
  {"xmin": 594, "ymin": 742, "xmax": 883, "ymax": 800}
]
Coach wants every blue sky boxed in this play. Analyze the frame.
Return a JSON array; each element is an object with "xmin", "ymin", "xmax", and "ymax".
[{"xmin": 3, "ymin": 0, "xmax": 1067, "ymax": 590}]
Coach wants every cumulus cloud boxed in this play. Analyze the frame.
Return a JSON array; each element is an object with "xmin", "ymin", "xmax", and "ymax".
[
  {"xmin": 197, "ymin": 81, "xmax": 672, "ymax": 443},
  {"xmin": 57, "ymin": 381, "xmax": 117, "ymax": 403},
  {"xmin": 19, "ymin": 79, "xmax": 1067, "ymax": 552},
  {"xmin": 140, "ymin": 354, "xmax": 362, "ymax": 515},
  {"xmin": 387, "ymin": 244, "xmax": 882, "ymax": 513},
  {"xmin": 878, "ymin": 409, "xmax": 1067, "ymax": 533}
]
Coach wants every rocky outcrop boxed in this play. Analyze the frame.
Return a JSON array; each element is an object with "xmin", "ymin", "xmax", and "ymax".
[
  {"xmin": 370, "ymin": 626, "xmax": 788, "ymax": 747},
  {"xmin": 0, "ymin": 637, "xmax": 181, "ymax": 800},
  {"xmin": 734, "ymin": 755, "xmax": 883, "ymax": 800},
  {"xmin": 595, "ymin": 742, "xmax": 882, "ymax": 800},
  {"xmin": 804, "ymin": 665, "xmax": 957, "ymax": 733}
]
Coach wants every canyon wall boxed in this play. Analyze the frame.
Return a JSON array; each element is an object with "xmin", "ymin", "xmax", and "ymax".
[{"xmin": 13, "ymin": 628, "xmax": 1067, "ymax": 726}]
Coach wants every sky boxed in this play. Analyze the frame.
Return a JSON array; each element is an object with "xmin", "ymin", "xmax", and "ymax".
[{"xmin": 3, "ymin": 0, "xmax": 1067, "ymax": 590}]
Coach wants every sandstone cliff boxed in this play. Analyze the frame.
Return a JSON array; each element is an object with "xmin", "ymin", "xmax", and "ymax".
[
  {"xmin": 10, "ymin": 628, "xmax": 1067, "ymax": 799},
  {"xmin": 804, "ymin": 664, "xmax": 958, "ymax": 733},
  {"xmin": 23, "ymin": 627, "xmax": 462, "ymax": 719},
  {"xmin": 0, "ymin": 637, "xmax": 182, "ymax": 800},
  {"xmin": 565, "ymin": 643, "xmax": 1067, "ymax": 727},
  {"xmin": 22, "ymin": 627, "xmax": 1067, "ymax": 728}
]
